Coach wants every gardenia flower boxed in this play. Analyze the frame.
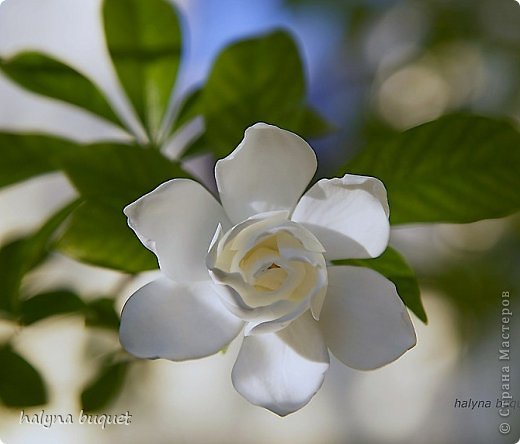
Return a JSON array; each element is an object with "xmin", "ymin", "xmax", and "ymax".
[{"xmin": 120, "ymin": 123, "xmax": 416, "ymax": 416}]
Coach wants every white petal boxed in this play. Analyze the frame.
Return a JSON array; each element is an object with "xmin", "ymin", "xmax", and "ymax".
[
  {"xmin": 215, "ymin": 123, "xmax": 317, "ymax": 224},
  {"xmin": 124, "ymin": 179, "xmax": 230, "ymax": 282},
  {"xmin": 242, "ymin": 295, "xmax": 310, "ymax": 336},
  {"xmin": 319, "ymin": 266, "xmax": 416, "ymax": 370},
  {"xmin": 232, "ymin": 313, "xmax": 329, "ymax": 416},
  {"xmin": 310, "ymin": 287, "xmax": 327, "ymax": 321},
  {"xmin": 120, "ymin": 278, "xmax": 243, "ymax": 361},
  {"xmin": 291, "ymin": 174, "xmax": 390, "ymax": 259}
]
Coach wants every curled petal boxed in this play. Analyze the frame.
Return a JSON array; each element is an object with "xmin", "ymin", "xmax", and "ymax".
[
  {"xmin": 319, "ymin": 266, "xmax": 416, "ymax": 370},
  {"xmin": 215, "ymin": 123, "xmax": 317, "ymax": 224},
  {"xmin": 291, "ymin": 174, "xmax": 390, "ymax": 260},
  {"xmin": 124, "ymin": 179, "xmax": 230, "ymax": 282},
  {"xmin": 232, "ymin": 313, "xmax": 329, "ymax": 416},
  {"xmin": 120, "ymin": 278, "xmax": 243, "ymax": 361}
]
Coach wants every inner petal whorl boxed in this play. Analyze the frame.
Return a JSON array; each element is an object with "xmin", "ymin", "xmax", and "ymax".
[{"xmin": 206, "ymin": 212, "xmax": 328, "ymax": 334}]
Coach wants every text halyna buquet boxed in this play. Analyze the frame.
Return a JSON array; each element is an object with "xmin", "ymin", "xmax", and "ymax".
[{"xmin": 19, "ymin": 410, "xmax": 132, "ymax": 429}]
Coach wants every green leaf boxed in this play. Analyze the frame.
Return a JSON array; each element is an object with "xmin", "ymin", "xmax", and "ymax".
[
  {"xmin": 0, "ymin": 345, "xmax": 47, "ymax": 407},
  {"xmin": 58, "ymin": 144, "xmax": 188, "ymax": 206},
  {"xmin": 81, "ymin": 360, "xmax": 129, "ymax": 411},
  {"xmin": 180, "ymin": 133, "xmax": 213, "ymax": 159},
  {"xmin": 201, "ymin": 30, "xmax": 329, "ymax": 156},
  {"xmin": 23, "ymin": 200, "xmax": 82, "ymax": 268},
  {"xmin": 333, "ymin": 247, "xmax": 427, "ymax": 323},
  {"xmin": 20, "ymin": 290, "xmax": 86, "ymax": 325},
  {"xmin": 170, "ymin": 87, "xmax": 203, "ymax": 134},
  {"xmin": 0, "ymin": 133, "xmax": 78, "ymax": 189},
  {"xmin": 84, "ymin": 298, "xmax": 120, "ymax": 331},
  {"xmin": 0, "ymin": 52, "xmax": 123, "ymax": 127},
  {"xmin": 343, "ymin": 114, "xmax": 520, "ymax": 224},
  {"xmin": 182, "ymin": 105, "xmax": 332, "ymax": 159},
  {"xmin": 0, "ymin": 240, "xmax": 26, "ymax": 316},
  {"xmin": 0, "ymin": 201, "xmax": 79, "ymax": 316},
  {"xmin": 56, "ymin": 201, "xmax": 157, "ymax": 273},
  {"xmin": 103, "ymin": 0, "xmax": 182, "ymax": 139},
  {"xmin": 55, "ymin": 145, "xmax": 188, "ymax": 272},
  {"xmin": 291, "ymin": 106, "xmax": 333, "ymax": 139}
]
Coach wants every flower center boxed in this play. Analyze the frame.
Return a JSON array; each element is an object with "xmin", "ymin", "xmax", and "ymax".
[{"xmin": 206, "ymin": 211, "xmax": 328, "ymax": 334}]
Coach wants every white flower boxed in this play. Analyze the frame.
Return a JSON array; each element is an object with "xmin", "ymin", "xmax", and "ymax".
[{"xmin": 119, "ymin": 123, "xmax": 416, "ymax": 416}]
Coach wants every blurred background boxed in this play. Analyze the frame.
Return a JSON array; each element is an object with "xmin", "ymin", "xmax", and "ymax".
[{"xmin": 0, "ymin": 0, "xmax": 519, "ymax": 443}]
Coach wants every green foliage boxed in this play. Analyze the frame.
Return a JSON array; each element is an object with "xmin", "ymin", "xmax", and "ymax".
[
  {"xmin": 0, "ymin": 345, "xmax": 47, "ymax": 407},
  {"xmin": 84, "ymin": 298, "xmax": 120, "ymax": 331},
  {"xmin": 187, "ymin": 31, "xmax": 329, "ymax": 157},
  {"xmin": 0, "ymin": 52, "xmax": 122, "ymax": 127},
  {"xmin": 55, "ymin": 144, "xmax": 187, "ymax": 272},
  {"xmin": 103, "ymin": 0, "xmax": 182, "ymax": 140},
  {"xmin": 333, "ymin": 247, "xmax": 427, "ymax": 323},
  {"xmin": 58, "ymin": 143, "xmax": 187, "ymax": 205},
  {"xmin": 0, "ymin": 133, "xmax": 77, "ymax": 190},
  {"xmin": 423, "ymin": 228, "xmax": 520, "ymax": 341},
  {"xmin": 0, "ymin": 201, "xmax": 79, "ymax": 317},
  {"xmin": 0, "ymin": 240, "xmax": 27, "ymax": 317},
  {"xmin": 81, "ymin": 360, "xmax": 129, "ymax": 411},
  {"xmin": 343, "ymin": 114, "xmax": 520, "ymax": 224},
  {"xmin": 18, "ymin": 290, "xmax": 119, "ymax": 330},
  {"xmin": 22, "ymin": 201, "xmax": 81, "ymax": 266},
  {"xmin": 56, "ymin": 201, "xmax": 157, "ymax": 272},
  {"xmin": 170, "ymin": 87, "xmax": 203, "ymax": 134},
  {"xmin": 20, "ymin": 290, "xmax": 86, "ymax": 325},
  {"xmin": 294, "ymin": 107, "xmax": 333, "ymax": 140}
]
